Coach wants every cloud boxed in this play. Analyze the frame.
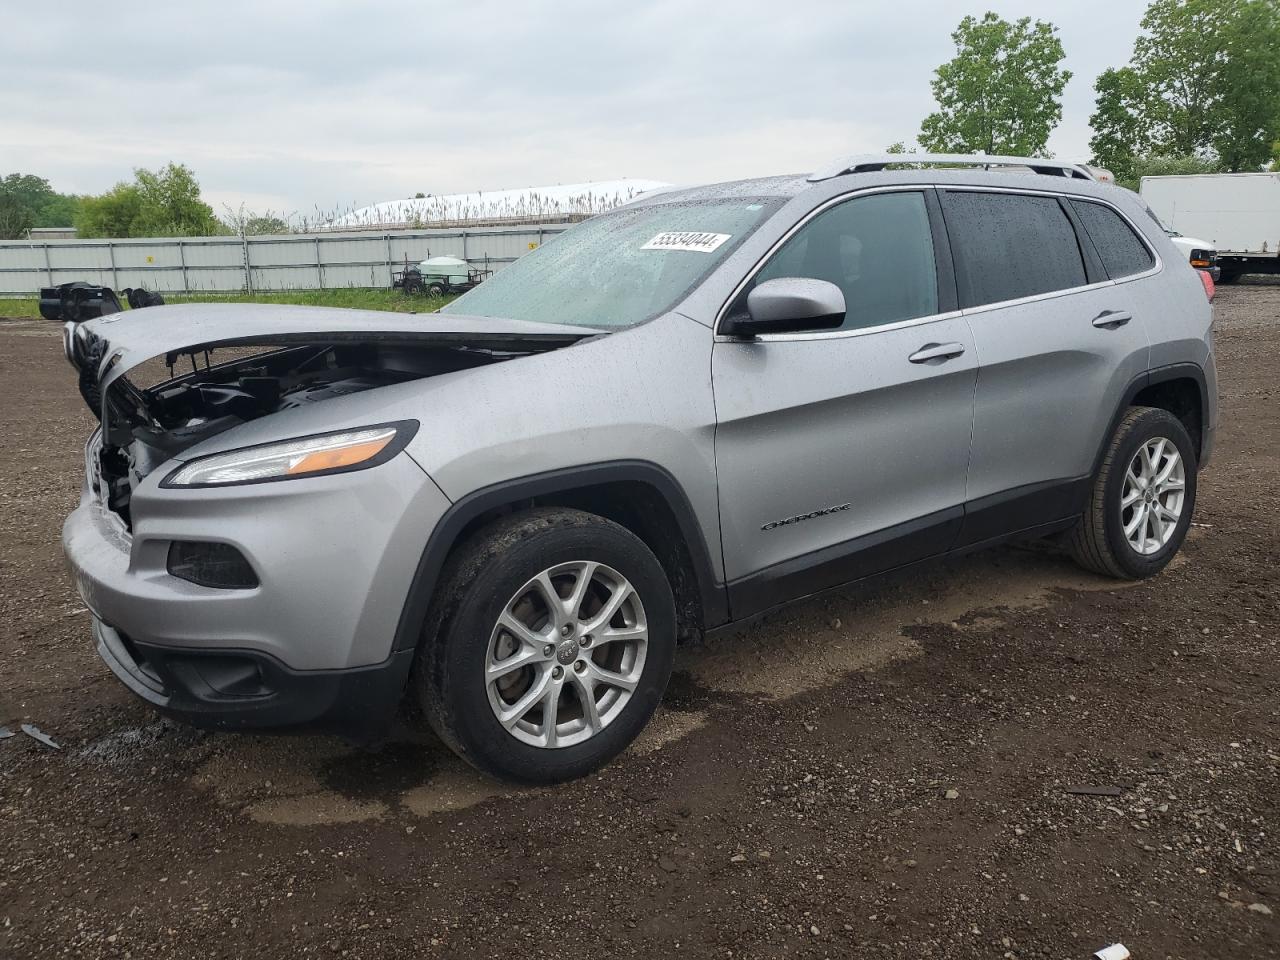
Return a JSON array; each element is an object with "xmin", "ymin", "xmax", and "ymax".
[{"xmin": 0, "ymin": 0, "xmax": 1145, "ymax": 214}]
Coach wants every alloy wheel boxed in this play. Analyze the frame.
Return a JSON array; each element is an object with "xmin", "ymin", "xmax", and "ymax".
[
  {"xmin": 1120, "ymin": 437, "xmax": 1186, "ymax": 555},
  {"xmin": 485, "ymin": 561, "xmax": 648, "ymax": 749}
]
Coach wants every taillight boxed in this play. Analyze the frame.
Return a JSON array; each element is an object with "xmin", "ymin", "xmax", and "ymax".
[{"xmin": 1198, "ymin": 269, "xmax": 1215, "ymax": 302}]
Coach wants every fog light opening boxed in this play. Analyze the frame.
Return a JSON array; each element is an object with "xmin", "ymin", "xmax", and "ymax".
[{"xmin": 167, "ymin": 541, "xmax": 259, "ymax": 590}]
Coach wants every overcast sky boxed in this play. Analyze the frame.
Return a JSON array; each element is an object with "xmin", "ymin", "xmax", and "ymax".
[{"xmin": 2, "ymin": 1, "xmax": 1148, "ymax": 218}]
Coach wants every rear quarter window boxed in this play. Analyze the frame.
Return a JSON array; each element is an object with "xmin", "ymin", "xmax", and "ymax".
[
  {"xmin": 942, "ymin": 191, "xmax": 1087, "ymax": 308},
  {"xmin": 1069, "ymin": 199, "xmax": 1155, "ymax": 279}
]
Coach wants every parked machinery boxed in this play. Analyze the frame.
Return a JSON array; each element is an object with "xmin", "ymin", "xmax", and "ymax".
[
  {"xmin": 391, "ymin": 255, "xmax": 492, "ymax": 297},
  {"xmin": 38, "ymin": 282, "xmax": 165, "ymax": 322}
]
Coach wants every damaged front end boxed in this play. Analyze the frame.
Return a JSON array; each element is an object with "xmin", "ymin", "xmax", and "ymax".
[{"xmin": 65, "ymin": 303, "xmax": 597, "ymax": 528}]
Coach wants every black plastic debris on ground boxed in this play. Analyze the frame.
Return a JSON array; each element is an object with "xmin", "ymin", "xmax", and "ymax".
[
  {"xmin": 1065, "ymin": 784, "xmax": 1123, "ymax": 797},
  {"xmin": 38, "ymin": 281, "xmax": 164, "ymax": 323}
]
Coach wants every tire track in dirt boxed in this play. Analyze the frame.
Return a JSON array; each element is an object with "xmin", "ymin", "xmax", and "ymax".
[{"xmin": 171, "ymin": 542, "xmax": 1164, "ymax": 826}]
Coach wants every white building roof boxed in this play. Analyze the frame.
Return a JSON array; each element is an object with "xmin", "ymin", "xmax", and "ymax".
[{"xmin": 324, "ymin": 179, "xmax": 671, "ymax": 230}]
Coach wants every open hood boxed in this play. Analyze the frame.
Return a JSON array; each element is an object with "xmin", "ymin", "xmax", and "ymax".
[
  {"xmin": 66, "ymin": 302, "xmax": 599, "ymax": 528},
  {"xmin": 67, "ymin": 302, "xmax": 599, "ymax": 389}
]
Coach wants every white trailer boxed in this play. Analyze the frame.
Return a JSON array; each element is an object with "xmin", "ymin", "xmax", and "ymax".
[{"xmin": 1140, "ymin": 173, "xmax": 1280, "ymax": 283}]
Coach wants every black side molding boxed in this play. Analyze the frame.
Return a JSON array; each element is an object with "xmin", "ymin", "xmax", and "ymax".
[
  {"xmin": 955, "ymin": 476, "xmax": 1091, "ymax": 549},
  {"xmin": 726, "ymin": 506, "xmax": 963, "ymax": 621},
  {"xmin": 391, "ymin": 460, "xmax": 728, "ymax": 653}
]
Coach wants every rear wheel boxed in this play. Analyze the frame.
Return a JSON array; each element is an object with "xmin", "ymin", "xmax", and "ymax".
[
  {"xmin": 414, "ymin": 508, "xmax": 676, "ymax": 784},
  {"xmin": 426, "ymin": 282, "xmax": 446, "ymax": 297},
  {"xmin": 1067, "ymin": 406, "xmax": 1197, "ymax": 579}
]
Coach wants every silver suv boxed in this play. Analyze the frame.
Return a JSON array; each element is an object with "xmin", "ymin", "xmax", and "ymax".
[{"xmin": 61, "ymin": 154, "xmax": 1218, "ymax": 783}]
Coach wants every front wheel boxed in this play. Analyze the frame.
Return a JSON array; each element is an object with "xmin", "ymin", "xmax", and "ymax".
[
  {"xmin": 414, "ymin": 508, "xmax": 676, "ymax": 784},
  {"xmin": 1067, "ymin": 406, "xmax": 1198, "ymax": 579}
]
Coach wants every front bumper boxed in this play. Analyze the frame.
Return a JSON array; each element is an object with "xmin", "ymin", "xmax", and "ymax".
[
  {"xmin": 63, "ymin": 443, "xmax": 451, "ymax": 733},
  {"xmin": 93, "ymin": 618, "xmax": 415, "ymax": 736}
]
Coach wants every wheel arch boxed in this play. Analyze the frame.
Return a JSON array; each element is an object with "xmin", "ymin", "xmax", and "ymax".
[
  {"xmin": 1095, "ymin": 363, "xmax": 1208, "ymax": 477},
  {"xmin": 391, "ymin": 461, "xmax": 728, "ymax": 655},
  {"xmin": 1132, "ymin": 374, "xmax": 1204, "ymax": 456}
]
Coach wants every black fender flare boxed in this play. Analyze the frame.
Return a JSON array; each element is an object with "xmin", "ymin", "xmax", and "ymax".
[
  {"xmin": 390, "ymin": 460, "xmax": 728, "ymax": 653},
  {"xmin": 1092, "ymin": 362, "xmax": 1209, "ymax": 478}
]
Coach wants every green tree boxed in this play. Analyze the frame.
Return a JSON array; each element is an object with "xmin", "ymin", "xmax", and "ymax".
[
  {"xmin": 37, "ymin": 192, "xmax": 81, "ymax": 227},
  {"xmin": 1088, "ymin": 68, "xmax": 1152, "ymax": 183},
  {"xmin": 1090, "ymin": 0, "xmax": 1280, "ymax": 174},
  {"xmin": 244, "ymin": 215, "xmax": 289, "ymax": 235},
  {"xmin": 132, "ymin": 163, "xmax": 219, "ymax": 236},
  {"xmin": 76, "ymin": 183, "xmax": 144, "ymax": 238},
  {"xmin": 0, "ymin": 186, "xmax": 34, "ymax": 239},
  {"xmin": 1212, "ymin": 0, "xmax": 1280, "ymax": 169},
  {"xmin": 76, "ymin": 163, "xmax": 219, "ymax": 238},
  {"xmin": 918, "ymin": 12, "xmax": 1071, "ymax": 157},
  {"xmin": 1116, "ymin": 153, "xmax": 1225, "ymax": 191},
  {"xmin": 0, "ymin": 174, "xmax": 81, "ymax": 238}
]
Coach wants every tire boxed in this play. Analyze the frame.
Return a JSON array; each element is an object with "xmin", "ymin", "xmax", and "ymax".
[
  {"xmin": 1067, "ymin": 406, "xmax": 1198, "ymax": 580},
  {"xmin": 60, "ymin": 282, "xmax": 91, "ymax": 323},
  {"xmin": 1217, "ymin": 270, "xmax": 1240, "ymax": 285},
  {"xmin": 402, "ymin": 277, "xmax": 423, "ymax": 296},
  {"xmin": 426, "ymin": 283, "xmax": 445, "ymax": 297},
  {"xmin": 413, "ymin": 507, "xmax": 677, "ymax": 784}
]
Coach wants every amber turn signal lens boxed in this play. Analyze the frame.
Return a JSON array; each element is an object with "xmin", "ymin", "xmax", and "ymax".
[{"xmin": 286, "ymin": 436, "xmax": 393, "ymax": 475}]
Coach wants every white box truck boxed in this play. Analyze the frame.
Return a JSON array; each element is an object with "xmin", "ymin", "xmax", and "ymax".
[{"xmin": 1140, "ymin": 172, "xmax": 1280, "ymax": 283}]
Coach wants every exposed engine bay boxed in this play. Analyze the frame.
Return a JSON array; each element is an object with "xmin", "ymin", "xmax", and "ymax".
[{"xmin": 86, "ymin": 339, "xmax": 535, "ymax": 527}]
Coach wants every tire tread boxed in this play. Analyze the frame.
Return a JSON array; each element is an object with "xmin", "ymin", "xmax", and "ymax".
[
  {"xmin": 1067, "ymin": 405, "xmax": 1196, "ymax": 580},
  {"xmin": 1067, "ymin": 408, "xmax": 1149, "ymax": 577},
  {"xmin": 412, "ymin": 507, "xmax": 673, "ymax": 783}
]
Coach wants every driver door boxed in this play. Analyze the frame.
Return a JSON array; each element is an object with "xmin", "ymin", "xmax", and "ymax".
[{"xmin": 711, "ymin": 189, "xmax": 977, "ymax": 617}]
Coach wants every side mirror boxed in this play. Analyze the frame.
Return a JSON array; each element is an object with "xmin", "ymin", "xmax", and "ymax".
[{"xmin": 722, "ymin": 277, "xmax": 846, "ymax": 338}]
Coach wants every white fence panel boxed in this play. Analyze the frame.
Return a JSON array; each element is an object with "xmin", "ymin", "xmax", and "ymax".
[{"xmin": 0, "ymin": 224, "xmax": 568, "ymax": 296}]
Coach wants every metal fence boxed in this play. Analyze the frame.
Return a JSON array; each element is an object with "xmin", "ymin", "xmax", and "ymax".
[{"xmin": 0, "ymin": 223, "xmax": 569, "ymax": 296}]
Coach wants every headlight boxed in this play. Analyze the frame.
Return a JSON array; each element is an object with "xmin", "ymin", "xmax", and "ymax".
[{"xmin": 162, "ymin": 421, "xmax": 417, "ymax": 487}]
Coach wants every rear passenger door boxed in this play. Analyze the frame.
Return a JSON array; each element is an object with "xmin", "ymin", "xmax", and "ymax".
[{"xmin": 941, "ymin": 189, "xmax": 1153, "ymax": 546}]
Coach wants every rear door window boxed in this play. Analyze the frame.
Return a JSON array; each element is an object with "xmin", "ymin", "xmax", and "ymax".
[
  {"xmin": 752, "ymin": 191, "xmax": 939, "ymax": 331},
  {"xmin": 942, "ymin": 192, "xmax": 1087, "ymax": 308},
  {"xmin": 1069, "ymin": 199, "xmax": 1155, "ymax": 279}
]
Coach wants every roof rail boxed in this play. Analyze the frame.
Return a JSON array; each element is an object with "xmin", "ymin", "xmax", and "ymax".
[{"xmin": 809, "ymin": 152, "xmax": 1096, "ymax": 183}]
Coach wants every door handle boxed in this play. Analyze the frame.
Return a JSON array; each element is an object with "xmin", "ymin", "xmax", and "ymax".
[
  {"xmin": 908, "ymin": 342, "xmax": 966, "ymax": 364},
  {"xmin": 1092, "ymin": 310, "xmax": 1132, "ymax": 329}
]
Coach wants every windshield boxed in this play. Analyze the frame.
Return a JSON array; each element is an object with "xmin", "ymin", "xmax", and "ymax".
[{"xmin": 442, "ymin": 198, "xmax": 781, "ymax": 328}]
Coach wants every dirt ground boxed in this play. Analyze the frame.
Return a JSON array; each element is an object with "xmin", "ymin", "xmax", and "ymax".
[{"xmin": 1, "ymin": 284, "xmax": 1277, "ymax": 960}]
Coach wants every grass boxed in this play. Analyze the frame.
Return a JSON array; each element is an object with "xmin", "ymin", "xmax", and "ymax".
[
  {"xmin": 0, "ymin": 297, "xmax": 38, "ymax": 318},
  {"xmin": 0, "ymin": 288, "xmax": 461, "ymax": 319}
]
